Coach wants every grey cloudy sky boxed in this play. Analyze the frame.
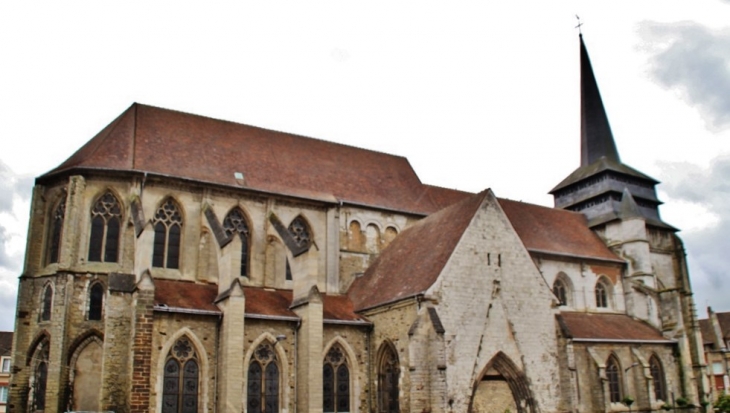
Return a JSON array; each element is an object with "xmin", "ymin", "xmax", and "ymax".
[{"xmin": 0, "ymin": 1, "xmax": 729, "ymax": 332}]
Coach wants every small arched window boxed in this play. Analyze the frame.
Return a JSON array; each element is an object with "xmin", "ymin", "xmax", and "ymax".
[
  {"xmin": 378, "ymin": 342, "xmax": 400, "ymax": 413},
  {"xmin": 323, "ymin": 344, "xmax": 350, "ymax": 412},
  {"xmin": 88, "ymin": 283, "xmax": 104, "ymax": 321},
  {"xmin": 247, "ymin": 342, "xmax": 280, "ymax": 413},
  {"xmin": 606, "ymin": 356, "xmax": 622, "ymax": 403},
  {"xmin": 162, "ymin": 336, "xmax": 199, "ymax": 413},
  {"xmin": 595, "ymin": 280, "xmax": 609, "ymax": 308},
  {"xmin": 40, "ymin": 284, "xmax": 53, "ymax": 322},
  {"xmin": 288, "ymin": 216, "xmax": 312, "ymax": 249},
  {"xmin": 553, "ymin": 279, "xmax": 568, "ymax": 306},
  {"xmin": 153, "ymin": 198, "xmax": 183, "ymax": 269},
  {"xmin": 48, "ymin": 198, "xmax": 66, "ymax": 264},
  {"xmin": 650, "ymin": 355, "xmax": 667, "ymax": 402},
  {"xmin": 223, "ymin": 208, "xmax": 251, "ymax": 277},
  {"xmin": 88, "ymin": 192, "xmax": 122, "ymax": 262}
]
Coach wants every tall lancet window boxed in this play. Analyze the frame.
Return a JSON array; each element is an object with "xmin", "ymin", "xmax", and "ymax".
[
  {"xmin": 378, "ymin": 342, "xmax": 400, "ymax": 413},
  {"xmin": 48, "ymin": 198, "xmax": 66, "ymax": 264},
  {"xmin": 153, "ymin": 198, "xmax": 183, "ymax": 269},
  {"xmin": 323, "ymin": 344, "xmax": 350, "ymax": 413},
  {"xmin": 223, "ymin": 208, "xmax": 251, "ymax": 277},
  {"xmin": 88, "ymin": 192, "xmax": 122, "ymax": 262},
  {"xmin": 247, "ymin": 342, "xmax": 280, "ymax": 413},
  {"xmin": 650, "ymin": 355, "xmax": 667, "ymax": 402},
  {"xmin": 606, "ymin": 356, "xmax": 622, "ymax": 403},
  {"xmin": 162, "ymin": 336, "xmax": 199, "ymax": 413}
]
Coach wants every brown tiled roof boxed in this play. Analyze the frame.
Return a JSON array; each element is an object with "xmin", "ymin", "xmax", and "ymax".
[
  {"xmin": 499, "ymin": 198, "xmax": 622, "ymax": 262},
  {"xmin": 717, "ymin": 312, "xmax": 730, "ymax": 340},
  {"xmin": 348, "ymin": 190, "xmax": 489, "ymax": 311},
  {"xmin": 420, "ymin": 184, "xmax": 473, "ymax": 211},
  {"xmin": 0, "ymin": 332, "xmax": 12, "ymax": 357},
  {"xmin": 43, "ymin": 103, "xmax": 448, "ymax": 215},
  {"xmin": 698, "ymin": 319, "xmax": 715, "ymax": 345},
  {"xmin": 558, "ymin": 312, "xmax": 670, "ymax": 342},
  {"xmin": 154, "ymin": 280, "xmax": 220, "ymax": 313},
  {"xmin": 153, "ymin": 279, "xmax": 364, "ymax": 322}
]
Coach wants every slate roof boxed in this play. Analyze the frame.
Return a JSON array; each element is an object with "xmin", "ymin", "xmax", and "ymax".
[
  {"xmin": 499, "ymin": 198, "xmax": 622, "ymax": 262},
  {"xmin": 348, "ymin": 190, "xmax": 489, "ymax": 311},
  {"xmin": 154, "ymin": 279, "xmax": 366, "ymax": 323},
  {"xmin": 0, "ymin": 332, "xmax": 12, "ymax": 357},
  {"xmin": 42, "ymin": 103, "xmax": 450, "ymax": 215},
  {"xmin": 557, "ymin": 312, "xmax": 671, "ymax": 342}
]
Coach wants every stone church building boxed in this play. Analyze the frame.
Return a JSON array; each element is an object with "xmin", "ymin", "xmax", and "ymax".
[{"xmin": 9, "ymin": 36, "xmax": 710, "ymax": 413}]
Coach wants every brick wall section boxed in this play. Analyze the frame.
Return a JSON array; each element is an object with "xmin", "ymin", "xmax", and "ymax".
[{"xmin": 130, "ymin": 277, "xmax": 154, "ymax": 413}]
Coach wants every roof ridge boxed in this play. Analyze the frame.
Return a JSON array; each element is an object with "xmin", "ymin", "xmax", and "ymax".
[{"xmin": 133, "ymin": 102, "xmax": 413, "ymax": 161}]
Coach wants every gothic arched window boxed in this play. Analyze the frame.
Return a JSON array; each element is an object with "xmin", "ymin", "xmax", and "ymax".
[
  {"xmin": 247, "ymin": 342, "xmax": 280, "ymax": 413},
  {"xmin": 595, "ymin": 280, "xmax": 609, "ymax": 308},
  {"xmin": 88, "ymin": 192, "xmax": 122, "ymax": 262},
  {"xmin": 323, "ymin": 344, "xmax": 350, "ymax": 412},
  {"xmin": 378, "ymin": 342, "xmax": 400, "ymax": 413},
  {"xmin": 606, "ymin": 356, "xmax": 622, "ymax": 403},
  {"xmin": 31, "ymin": 339, "xmax": 49, "ymax": 411},
  {"xmin": 553, "ymin": 279, "xmax": 568, "ymax": 306},
  {"xmin": 48, "ymin": 198, "xmax": 66, "ymax": 264},
  {"xmin": 162, "ymin": 336, "xmax": 199, "ymax": 413},
  {"xmin": 288, "ymin": 216, "xmax": 311, "ymax": 249},
  {"xmin": 153, "ymin": 198, "xmax": 183, "ymax": 269},
  {"xmin": 650, "ymin": 355, "xmax": 667, "ymax": 402},
  {"xmin": 223, "ymin": 208, "xmax": 251, "ymax": 277},
  {"xmin": 40, "ymin": 284, "xmax": 53, "ymax": 322},
  {"xmin": 88, "ymin": 282, "xmax": 104, "ymax": 321}
]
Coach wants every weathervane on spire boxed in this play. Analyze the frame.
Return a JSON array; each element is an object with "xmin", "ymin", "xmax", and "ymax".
[{"xmin": 575, "ymin": 15, "xmax": 583, "ymax": 35}]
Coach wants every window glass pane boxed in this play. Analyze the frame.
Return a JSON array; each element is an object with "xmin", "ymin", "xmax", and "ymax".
[
  {"xmin": 714, "ymin": 362, "xmax": 724, "ymax": 375},
  {"xmin": 104, "ymin": 217, "xmax": 120, "ymax": 262},
  {"xmin": 336, "ymin": 364, "xmax": 350, "ymax": 412},
  {"xmin": 265, "ymin": 363, "xmax": 279, "ymax": 413},
  {"xmin": 89, "ymin": 284, "xmax": 104, "ymax": 320},
  {"xmin": 0, "ymin": 386, "xmax": 7, "ymax": 403},
  {"xmin": 1, "ymin": 358, "xmax": 9, "ymax": 373},
  {"xmin": 323, "ymin": 364, "xmax": 334, "ymax": 412},
  {"xmin": 153, "ymin": 222, "xmax": 167, "ymax": 268},
  {"xmin": 247, "ymin": 362, "xmax": 262, "ymax": 413},
  {"xmin": 41, "ymin": 286, "xmax": 53, "ymax": 321},
  {"xmin": 167, "ymin": 224, "xmax": 181, "ymax": 269},
  {"xmin": 35, "ymin": 361, "xmax": 48, "ymax": 410},
  {"xmin": 88, "ymin": 215, "xmax": 104, "ymax": 262}
]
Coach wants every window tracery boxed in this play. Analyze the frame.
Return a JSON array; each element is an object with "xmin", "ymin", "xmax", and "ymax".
[
  {"xmin": 153, "ymin": 198, "xmax": 183, "ymax": 269},
  {"xmin": 48, "ymin": 199, "xmax": 66, "ymax": 264},
  {"xmin": 223, "ymin": 208, "xmax": 250, "ymax": 277},
  {"xmin": 162, "ymin": 336, "xmax": 199, "ymax": 413},
  {"xmin": 553, "ymin": 279, "xmax": 568, "ymax": 306},
  {"xmin": 288, "ymin": 216, "xmax": 311, "ymax": 249},
  {"xmin": 30, "ymin": 340, "xmax": 49, "ymax": 411},
  {"xmin": 606, "ymin": 356, "xmax": 622, "ymax": 403},
  {"xmin": 595, "ymin": 281, "xmax": 609, "ymax": 308},
  {"xmin": 247, "ymin": 342, "xmax": 280, "ymax": 413},
  {"xmin": 378, "ymin": 343, "xmax": 399, "ymax": 413},
  {"xmin": 88, "ymin": 192, "xmax": 122, "ymax": 262},
  {"xmin": 323, "ymin": 344, "xmax": 350, "ymax": 412},
  {"xmin": 650, "ymin": 355, "xmax": 667, "ymax": 401}
]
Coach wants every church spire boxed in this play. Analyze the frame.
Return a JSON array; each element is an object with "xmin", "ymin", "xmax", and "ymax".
[{"xmin": 580, "ymin": 35, "xmax": 620, "ymax": 166}]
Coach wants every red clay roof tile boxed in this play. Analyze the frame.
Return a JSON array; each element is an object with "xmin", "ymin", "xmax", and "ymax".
[
  {"xmin": 499, "ymin": 198, "xmax": 621, "ymax": 262},
  {"xmin": 154, "ymin": 280, "xmax": 220, "ymax": 313},
  {"xmin": 348, "ymin": 190, "xmax": 489, "ymax": 311},
  {"xmin": 45, "ymin": 104, "xmax": 442, "ymax": 214},
  {"xmin": 558, "ymin": 312, "xmax": 669, "ymax": 342}
]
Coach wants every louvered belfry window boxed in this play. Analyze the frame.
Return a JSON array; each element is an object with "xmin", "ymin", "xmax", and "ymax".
[
  {"xmin": 162, "ymin": 336, "xmax": 199, "ymax": 413},
  {"xmin": 153, "ymin": 198, "xmax": 183, "ymax": 269},
  {"xmin": 323, "ymin": 344, "xmax": 350, "ymax": 412},
  {"xmin": 223, "ymin": 208, "xmax": 250, "ymax": 277},
  {"xmin": 247, "ymin": 342, "xmax": 280, "ymax": 413},
  {"xmin": 88, "ymin": 192, "xmax": 122, "ymax": 262}
]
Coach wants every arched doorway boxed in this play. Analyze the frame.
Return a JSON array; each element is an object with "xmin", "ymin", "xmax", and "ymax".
[{"xmin": 470, "ymin": 352, "xmax": 537, "ymax": 413}]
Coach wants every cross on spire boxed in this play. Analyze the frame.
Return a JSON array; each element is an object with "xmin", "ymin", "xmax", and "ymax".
[{"xmin": 575, "ymin": 15, "xmax": 583, "ymax": 35}]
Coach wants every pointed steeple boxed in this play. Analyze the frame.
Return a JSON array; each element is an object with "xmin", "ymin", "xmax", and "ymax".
[
  {"xmin": 580, "ymin": 35, "xmax": 620, "ymax": 166},
  {"xmin": 551, "ymin": 35, "xmax": 675, "ymax": 231}
]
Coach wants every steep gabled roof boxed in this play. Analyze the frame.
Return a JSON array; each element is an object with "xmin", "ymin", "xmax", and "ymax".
[
  {"xmin": 42, "ymin": 103, "xmax": 445, "ymax": 215},
  {"xmin": 498, "ymin": 198, "xmax": 622, "ymax": 262},
  {"xmin": 558, "ymin": 312, "xmax": 670, "ymax": 342},
  {"xmin": 348, "ymin": 190, "xmax": 488, "ymax": 311}
]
